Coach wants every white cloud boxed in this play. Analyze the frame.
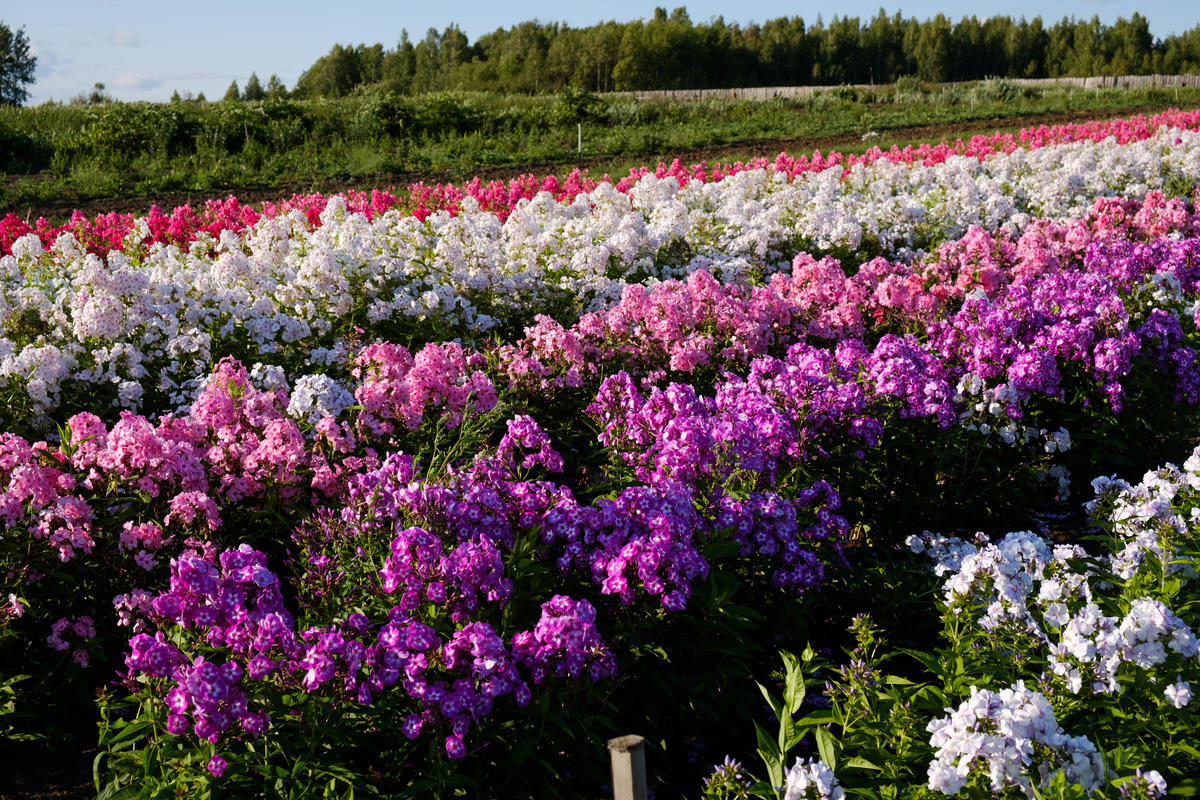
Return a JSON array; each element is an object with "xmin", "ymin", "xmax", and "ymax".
[
  {"xmin": 28, "ymin": 38, "xmax": 71, "ymax": 77},
  {"xmin": 107, "ymin": 30, "xmax": 140, "ymax": 47},
  {"xmin": 163, "ymin": 70, "xmax": 218, "ymax": 81},
  {"xmin": 112, "ymin": 72, "xmax": 162, "ymax": 89}
]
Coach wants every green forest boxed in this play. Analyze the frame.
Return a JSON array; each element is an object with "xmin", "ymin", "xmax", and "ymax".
[{"xmin": 273, "ymin": 7, "xmax": 1200, "ymax": 99}]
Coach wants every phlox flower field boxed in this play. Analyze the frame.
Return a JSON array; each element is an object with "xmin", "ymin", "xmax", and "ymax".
[{"xmin": 4, "ymin": 109, "xmax": 1200, "ymax": 799}]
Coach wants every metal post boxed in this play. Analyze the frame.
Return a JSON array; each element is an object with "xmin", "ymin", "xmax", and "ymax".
[
  {"xmin": 607, "ymin": 735, "xmax": 647, "ymax": 800},
  {"xmin": 578, "ymin": 122, "xmax": 582, "ymax": 153}
]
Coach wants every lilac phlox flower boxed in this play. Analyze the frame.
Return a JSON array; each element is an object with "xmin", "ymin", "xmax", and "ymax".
[
  {"xmin": 866, "ymin": 334, "xmax": 958, "ymax": 427},
  {"xmin": 1093, "ymin": 466, "xmax": 1192, "ymax": 581},
  {"xmin": 1165, "ymin": 676, "xmax": 1192, "ymax": 708},
  {"xmin": 907, "ymin": 531, "xmax": 989, "ymax": 576},
  {"xmin": 442, "ymin": 535, "xmax": 513, "ymax": 614},
  {"xmin": 1047, "ymin": 602, "xmax": 1121, "ymax": 694},
  {"xmin": 926, "ymin": 681, "xmax": 1105, "ymax": 797},
  {"xmin": 782, "ymin": 757, "xmax": 844, "ymax": 800},
  {"xmin": 713, "ymin": 483, "xmax": 846, "ymax": 594},
  {"xmin": 538, "ymin": 482, "xmax": 707, "ymax": 610},
  {"xmin": 1116, "ymin": 598, "xmax": 1199, "ymax": 667},
  {"xmin": 942, "ymin": 531, "xmax": 1056, "ymax": 633},
  {"xmin": 1120, "ymin": 769, "xmax": 1168, "ymax": 799},
  {"xmin": 703, "ymin": 755, "xmax": 750, "ymax": 793},
  {"xmin": 379, "ymin": 525, "xmax": 513, "ymax": 620}
]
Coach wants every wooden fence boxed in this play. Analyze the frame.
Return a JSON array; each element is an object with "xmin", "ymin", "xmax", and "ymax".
[{"xmin": 609, "ymin": 73, "xmax": 1200, "ymax": 102}]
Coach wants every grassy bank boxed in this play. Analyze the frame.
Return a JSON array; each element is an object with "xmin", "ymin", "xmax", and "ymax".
[{"xmin": 2, "ymin": 79, "xmax": 1199, "ymax": 219}]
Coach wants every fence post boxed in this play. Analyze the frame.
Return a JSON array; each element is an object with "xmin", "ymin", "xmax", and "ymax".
[{"xmin": 608, "ymin": 735, "xmax": 648, "ymax": 800}]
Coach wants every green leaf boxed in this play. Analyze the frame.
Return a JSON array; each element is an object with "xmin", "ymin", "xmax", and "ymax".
[
  {"xmin": 509, "ymin": 736, "xmax": 538, "ymax": 766},
  {"xmin": 1173, "ymin": 742, "xmax": 1200, "ymax": 760},
  {"xmin": 882, "ymin": 675, "xmax": 916, "ymax": 686},
  {"xmin": 100, "ymin": 718, "xmax": 154, "ymax": 748},
  {"xmin": 782, "ymin": 650, "xmax": 808, "ymax": 714},
  {"xmin": 796, "ymin": 710, "xmax": 836, "ymax": 728},
  {"xmin": 896, "ymin": 647, "xmax": 942, "ymax": 675},
  {"xmin": 96, "ymin": 784, "xmax": 143, "ymax": 800},
  {"xmin": 757, "ymin": 682, "xmax": 784, "ymax": 722},
  {"xmin": 1168, "ymin": 777, "xmax": 1199, "ymax": 797},
  {"xmin": 814, "ymin": 727, "xmax": 838, "ymax": 772},
  {"xmin": 755, "ymin": 720, "xmax": 784, "ymax": 792},
  {"xmin": 841, "ymin": 756, "xmax": 881, "ymax": 771}
]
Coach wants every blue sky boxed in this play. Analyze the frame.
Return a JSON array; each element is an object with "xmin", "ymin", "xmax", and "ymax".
[{"xmin": 11, "ymin": 0, "xmax": 1200, "ymax": 104}]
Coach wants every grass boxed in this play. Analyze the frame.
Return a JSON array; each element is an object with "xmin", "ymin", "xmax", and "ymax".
[{"xmin": 2, "ymin": 81, "xmax": 1199, "ymax": 219}]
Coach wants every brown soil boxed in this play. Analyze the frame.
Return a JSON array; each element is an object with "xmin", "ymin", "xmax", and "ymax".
[{"xmin": 5, "ymin": 104, "xmax": 1184, "ymax": 225}]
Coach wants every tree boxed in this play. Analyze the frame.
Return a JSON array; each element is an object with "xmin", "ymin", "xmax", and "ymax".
[
  {"xmin": 294, "ymin": 43, "xmax": 362, "ymax": 97},
  {"xmin": 915, "ymin": 13, "xmax": 953, "ymax": 82},
  {"xmin": 265, "ymin": 74, "xmax": 287, "ymax": 99},
  {"xmin": 224, "ymin": 79, "xmax": 241, "ymax": 101},
  {"xmin": 0, "ymin": 22, "xmax": 37, "ymax": 105},
  {"xmin": 243, "ymin": 72, "xmax": 265, "ymax": 101}
]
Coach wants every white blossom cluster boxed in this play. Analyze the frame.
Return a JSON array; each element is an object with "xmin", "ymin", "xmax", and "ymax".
[
  {"xmin": 909, "ymin": 443, "xmax": 1200, "ymax": 706},
  {"xmin": 286, "ymin": 373, "xmax": 356, "ymax": 424},
  {"xmin": 1048, "ymin": 597, "xmax": 1199, "ymax": 694},
  {"xmin": 931, "ymin": 530, "xmax": 1094, "ymax": 636},
  {"xmin": 2, "ymin": 127, "xmax": 1199, "ymax": 429},
  {"xmin": 782, "ymin": 758, "xmax": 844, "ymax": 800},
  {"xmin": 1088, "ymin": 452, "xmax": 1200, "ymax": 583},
  {"xmin": 926, "ymin": 681, "xmax": 1106, "ymax": 797}
]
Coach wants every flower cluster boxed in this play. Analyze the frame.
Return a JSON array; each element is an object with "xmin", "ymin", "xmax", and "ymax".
[
  {"xmin": 511, "ymin": 595, "xmax": 616, "ymax": 683},
  {"xmin": 353, "ymin": 342, "xmax": 497, "ymax": 437},
  {"xmin": 783, "ymin": 758, "xmax": 845, "ymax": 800},
  {"xmin": 926, "ymin": 681, "xmax": 1106, "ymax": 797}
]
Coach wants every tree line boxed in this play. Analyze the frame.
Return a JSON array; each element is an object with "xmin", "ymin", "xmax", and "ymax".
[{"xmin": 258, "ymin": 7, "xmax": 1200, "ymax": 100}]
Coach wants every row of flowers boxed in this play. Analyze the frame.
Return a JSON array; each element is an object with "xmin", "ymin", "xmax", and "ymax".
[
  {"xmin": 6, "ymin": 108, "xmax": 1200, "ymax": 257},
  {"xmin": 3, "ymin": 121, "xmax": 1200, "ymax": 435}
]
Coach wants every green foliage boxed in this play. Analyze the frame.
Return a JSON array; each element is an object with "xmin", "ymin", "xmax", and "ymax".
[
  {"xmin": 3, "ymin": 81, "xmax": 1200, "ymax": 219},
  {"xmin": 969, "ymin": 77, "xmax": 1025, "ymax": 103},
  {"xmin": 0, "ymin": 116, "xmax": 48, "ymax": 170},
  {"xmin": 893, "ymin": 75, "xmax": 926, "ymax": 95},
  {"xmin": 231, "ymin": 11, "xmax": 1200, "ymax": 100}
]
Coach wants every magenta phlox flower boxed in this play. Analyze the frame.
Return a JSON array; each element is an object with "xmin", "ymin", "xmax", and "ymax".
[
  {"xmin": 165, "ymin": 655, "xmax": 265, "ymax": 746},
  {"xmin": 148, "ymin": 545, "xmax": 296, "ymax": 656},
  {"xmin": 46, "ymin": 614, "xmax": 96, "ymax": 669},
  {"xmin": 125, "ymin": 631, "xmax": 187, "ymax": 677},
  {"xmin": 512, "ymin": 595, "xmax": 616, "ymax": 683},
  {"xmin": 496, "ymin": 415, "xmax": 564, "ymax": 473}
]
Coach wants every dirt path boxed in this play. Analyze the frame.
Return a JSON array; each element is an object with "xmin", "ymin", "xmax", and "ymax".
[{"xmin": 7, "ymin": 104, "xmax": 1183, "ymax": 224}]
